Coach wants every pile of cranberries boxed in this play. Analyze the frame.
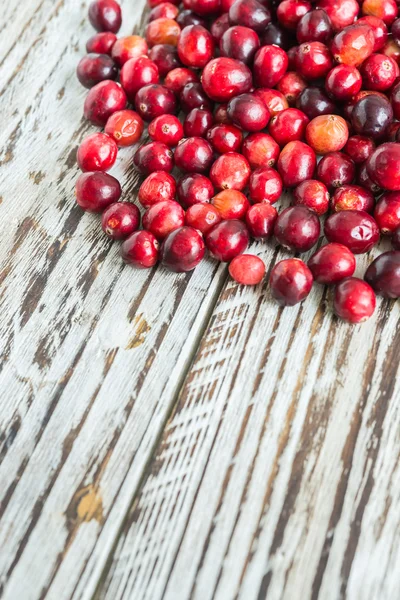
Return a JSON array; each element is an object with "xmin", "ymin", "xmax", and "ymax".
[{"xmin": 75, "ymin": 0, "xmax": 400, "ymax": 324}]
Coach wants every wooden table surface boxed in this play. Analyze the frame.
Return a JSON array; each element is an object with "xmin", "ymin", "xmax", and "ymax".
[{"xmin": 1, "ymin": 1, "xmax": 400, "ymax": 598}]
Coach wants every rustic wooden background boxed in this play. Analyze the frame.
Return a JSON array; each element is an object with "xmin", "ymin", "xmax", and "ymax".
[{"xmin": 1, "ymin": 1, "xmax": 400, "ymax": 599}]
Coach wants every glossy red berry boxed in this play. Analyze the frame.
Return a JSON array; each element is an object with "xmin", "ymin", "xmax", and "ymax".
[
  {"xmin": 205, "ymin": 219, "xmax": 250, "ymax": 261},
  {"xmin": 177, "ymin": 173, "xmax": 214, "ymax": 208},
  {"xmin": 325, "ymin": 64, "xmax": 362, "ymax": 101},
  {"xmin": 180, "ymin": 82, "xmax": 213, "ymax": 113},
  {"xmin": 343, "ymin": 135, "xmax": 375, "ymax": 164},
  {"xmin": 148, "ymin": 114, "xmax": 184, "ymax": 146},
  {"xmin": 276, "ymin": 71, "xmax": 307, "ymax": 106},
  {"xmin": 274, "ymin": 205, "xmax": 320, "ymax": 252},
  {"xmin": 374, "ymin": 192, "xmax": 400, "ymax": 234},
  {"xmin": 331, "ymin": 24, "xmax": 375, "ymax": 67},
  {"xmin": 296, "ymin": 9, "xmax": 333, "ymax": 44},
  {"xmin": 242, "ymin": 133, "xmax": 280, "ymax": 170},
  {"xmin": 121, "ymin": 230, "xmax": 159, "ymax": 268},
  {"xmin": 358, "ymin": 162, "xmax": 381, "ymax": 195},
  {"xmin": 86, "ymin": 32, "xmax": 117, "ymax": 55},
  {"xmin": 360, "ymin": 53, "xmax": 399, "ymax": 91},
  {"xmin": 185, "ymin": 203, "xmax": 222, "ymax": 234},
  {"xmin": 306, "ymin": 114, "xmax": 349, "ymax": 155},
  {"xmin": 134, "ymin": 141, "xmax": 174, "ymax": 174},
  {"xmin": 201, "ymin": 58, "xmax": 253, "ymax": 102},
  {"xmin": 316, "ymin": 0, "xmax": 359, "ymax": 31},
  {"xmin": 253, "ymin": 45, "xmax": 289, "ymax": 88},
  {"xmin": 254, "ymin": 88, "xmax": 289, "ymax": 116},
  {"xmin": 135, "ymin": 84, "xmax": 177, "ymax": 121},
  {"xmin": 148, "ymin": 44, "xmax": 180, "ymax": 76},
  {"xmin": 364, "ymin": 251, "xmax": 400, "ymax": 298},
  {"xmin": 184, "ymin": 0, "xmax": 220, "ymax": 17},
  {"xmin": 366, "ymin": 143, "xmax": 400, "ymax": 191},
  {"xmin": 277, "ymin": 0, "xmax": 311, "ymax": 31},
  {"xmin": 88, "ymin": 0, "xmax": 122, "ymax": 33},
  {"xmin": 210, "ymin": 13, "xmax": 231, "ymax": 44},
  {"xmin": 206, "ymin": 124, "xmax": 243, "ymax": 154},
  {"xmin": 177, "ymin": 25, "xmax": 214, "ymax": 68},
  {"xmin": 176, "ymin": 8, "xmax": 207, "ymax": 27},
  {"xmin": 210, "ymin": 152, "xmax": 251, "ymax": 191},
  {"xmin": 333, "ymin": 278, "xmax": 376, "ymax": 323},
  {"xmin": 111, "ymin": 36, "xmax": 148, "ymax": 67},
  {"xmin": 268, "ymin": 108, "xmax": 309, "ymax": 146},
  {"xmin": 83, "ymin": 80, "xmax": 127, "ymax": 126},
  {"xmin": 220, "ymin": 26, "xmax": 260, "ymax": 64},
  {"xmin": 75, "ymin": 171, "xmax": 121, "ymax": 211},
  {"xmin": 308, "ymin": 243, "xmax": 355, "ymax": 284},
  {"xmin": 361, "ymin": 0, "xmax": 397, "ymax": 26},
  {"xmin": 143, "ymin": 200, "xmax": 185, "ymax": 240},
  {"xmin": 277, "ymin": 141, "xmax": 316, "ymax": 187},
  {"xmin": 293, "ymin": 179, "xmax": 329, "ymax": 215},
  {"xmin": 101, "ymin": 202, "xmax": 140, "ymax": 239},
  {"xmin": 77, "ymin": 133, "xmax": 118, "ymax": 172},
  {"xmin": 249, "ymin": 168, "xmax": 282, "ymax": 205},
  {"xmin": 120, "ymin": 56, "xmax": 159, "ymax": 100},
  {"xmin": 324, "ymin": 210, "xmax": 379, "ymax": 253},
  {"xmin": 296, "ymin": 86, "xmax": 336, "ymax": 119},
  {"xmin": 104, "ymin": 109, "xmax": 144, "ymax": 146},
  {"xmin": 229, "ymin": 254, "xmax": 265, "ymax": 285},
  {"xmin": 160, "ymin": 226, "xmax": 205, "ymax": 272},
  {"xmin": 245, "ymin": 203, "xmax": 278, "ymax": 239},
  {"xmin": 145, "ymin": 18, "xmax": 181, "ymax": 47},
  {"xmin": 228, "ymin": 0, "xmax": 271, "ymax": 32},
  {"xmin": 164, "ymin": 67, "xmax": 199, "ymax": 94},
  {"xmin": 184, "ymin": 108, "xmax": 214, "ymax": 137},
  {"xmin": 270, "ymin": 258, "xmax": 313, "ymax": 306},
  {"xmin": 149, "ymin": 3, "xmax": 180, "ymax": 21},
  {"xmin": 357, "ymin": 16, "xmax": 388, "ymax": 51},
  {"xmin": 295, "ymin": 41, "xmax": 333, "ymax": 80},
  {"xmin": 174, "ymin": 137, "xmax": 214, "ymax": 173},
  {"xmin": 138, "ymin": 171, "xmax": 176, "ymax": 208},
  {"xmin": 331, "ymin": 185, "xmax": 375, "ymax": 213},
  {"xmin": 76, "ymin": 54, "xmax": 117, "ymax": 88},
  {"xmin": 226, "ymin": 93, "xmax": 270, "ymax": 132},
  {"xmin": 211, "ymin": 189, "xmax": 250, "ymax": 220},
  {"xmin": 317, "ymin": 152, "xmax": 355, "ymax": 190}
]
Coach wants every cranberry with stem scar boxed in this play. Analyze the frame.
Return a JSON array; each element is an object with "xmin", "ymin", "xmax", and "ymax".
[
  {"xmin": 325, "ymin": 64, "xmax": 362, "ymax": 101},
  {"xmin": 174, "ymin": 137, "xmax": 214, "ymax": 173},
  {"xmin": 331, "ymin": 185, "xmax": 375, "ymax": 213},
  {"xmin": 333, "ymin": 278, "xmax": 376, "ymax": 323},
  {"xmin": 207, "ymin": 124, "xmax": 243, "ymax": 154},
  {"xmin": 177, "ymin": 173, "xmax": 214, "ymax": 208},
  {"xmin": 211, "ymin": 14, "xmax": 230, "ymax": 45},
  {"xmin": 211, "ymin": 189, "xmax": 250, "ymax": 220},
  {"xmin": 138, "ymin": 171, "xmax": 177, "ymax": 208},
  {"xmin": 148, "ymin": 114, "xmax": 184, "ymax": 146},
  {"xmin": 295, "ymin": 41, "xmax": 333, "ymax": 80},
  {"xmin": 308, "ymin": 243, "xmax": 356, "ymax": 284},
  {"xmin": 245, "ymin": 203, "xmax": 278, "ymax": 239},
  {"xmin": 229, "ymin": 254, "xmax": 266, "ymax": 285},
  {"xmin": 331, "ymin": 24, "xmax": 375, "ymax": 67},
  {"xmin": 205, "ymin": 219, "xmax": 250, "ymax": 261},
  {"xmin": 83, "ymin": 80, "xmax": 127, "ymax": 126},
  {"xmin": 249, "ymin": 168, "xmax": 283, "ymax": 205},
  {"xmin": 135, "ymin": 84, "xmax": 177, "ymax": 122},
  {"xmin": 269, "ymin": 258, "xmax": 313, "ymax": 306},
  {"xmin": 317, "ymin": 152, "xmax": 355, "ymax": 190},
  {"xmin": 121, "ymin": 230, "xmax": 159, "ymax": 269},
  {"xmin": 293, "ymin": 180, "xmax": 330, "ymax": 215},
  {"xmin": 160, "ymin": 226, "xmax": 205, "ymax": 272},
  {"xmin": 306, "ymin": 114, "xmax": 349, "ymax": 155},
  {"xmin": 134, "ymin": 142, "xmax": 174, "ymax": 174},
  {"xmin": 180, "ymin": 82, "xmax": 213, "ymax": 113},
  {"xmin": 242, "ymin": 133, "xmax": 280, "ymax": 170},
  {"xmin": 274, "ymin": 205, "xmax": 320, "ymax": 252},
  {"xmin": 101, "ymin": 202, "xmax": 140, "ymax": 240},
  {"xmin": 185, "ymin": 203, "xmax": 222, "ymax": 234},
  {"xmin": 75, "ymin": 171, "xmax": 121, "ymax": 212},
  {"xmin": 210, "ymin": 152, "xmax": 251, "ymax": 191},
  {"xmin": 276, "ymin": 71, "xmax": 307, "ymax": 106},
  {"xmin": 324, "ymin": 210, "xmax": 379, "ymax": 253},
  {"xmin": 104, "ymin": 109, "xmax": 144, "ymax": 146},
  {"xmin": 277, "ymin": 141, "xmax": 316, "ymax": 187},
  {"xmin": 77, "ymin": 133, "xmax": 118, "ymax": 172},
  {"xmin": 143, "ymin": 200, "xmax": 185, "ymax": 240}
]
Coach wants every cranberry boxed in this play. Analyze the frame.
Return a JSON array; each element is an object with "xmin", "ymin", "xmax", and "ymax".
[
  {"xmin": 150, "ymin": 0, "xmax": 180, "ymax": 6},
  {"xmin": 358, "ymin": 162, "xmax": 381, "ymax": 195},
  {"xmin": 149, "ymin": 44, "xmax": 180, "ymax": 76},
  {"xmin": 357, "ymin": 16, "xmax": 388, "ymax": 51},
  {"xmin": 185, "ymin": 203, "xmax": 221, "ymax": 233},
  {"xmin": 88, "ymin": 0, "xmax": 121, "ymax": 33},
  {"xmin": 83, "ymin": 80, "xmax": 127, "ymax": 126},
  {"xmin": 293, "ymin": 179, "xmax": 330, "ymax": 215},
  {"xmin": 135, "ymin": 84, "xmax": 177, "ymax": 121},
  {"xmin": 180, "ymin": 82, "xmax": 213, "ymax": 113},
  {"xmin": 364, "ymin": 251, "xmax": 400, "ymax": 298},
  {"xmin": 149, "ymin": 3, "xmax": 180, "ymax": 20},
  {"xmin": 325, "ymin": 65, "xmax": 362, "ymax": 101},
  {"xmin": 77, "ymin": 133, "xmax": 118, "ymax": 172},
  {"xmin": 176, "ymin": 9, "xmax": 206, "ymax": 28},
  {"xmin": 174, "ymin": 137, "xmax": 214, "ymax": 173},
  {"xmin": 104, "ymin": 109, "xmax": 144, "ymax": 146},
  {"xmin": 205, "ymin": 219, "xmax": 249, "ymax": 261},
  {"xmin": 242, "ymin": 133, "xmax": 280, "ymax": 169},
  {"xmin": 101, "ymin": 202, "xmax": 140, "ymax": 239},
  {"xmin": 177, "ymin": 25, "xmax": 214, "ymax": 68},
  {"xmin": 333, "ymin": 278, "xmax": 376, "ymax": 323},
  {"xmin": 254, "ymin": 88, "xmax": 289, "ymax": 116},
  {"xmin": 261, "ymin": 22, "xmax": 296, "ymax": 50},
  {"xmin": 296, "ymin": 9, "xmax": 333, "ymax": 44},
  {"xmin": 324, "ymin": 210, "xmax": 379, "ymax": 253},
  {"xmin": 331, "ymin": 185, "xmax": 375, "ymax": 213},
  {"xmin": 121, "ymin": 230, "xmax": 159, "ymax": 268},
  {"xmin": 214, "ymin": 104, "xmax": 232, "ymax": 125},
  {"xmin": 201, "ymin": 58, "xmax": 253, "ymax": 102},
  {"xmin": 331, "ymin": 24, "xmax": 375, "ymax": 67},
  {"xmin": 269, "ymin": 258, "xmax": 313, "ymax": 306},
  {"xmin": 295, "ymin": 41, "xmax": 333, "ymax": 80},
  {"xmin": 229, "ymin": 254, "xmax": 265, "ymax": 285},
  {"xmin": 111, "ymin": 36, "xmax": 148, "ymax": 67},
  {"xmin": 392, "ymin": 18, "xmax": 400, "ymax": 44},
  {"xmin": 296, "ymin": 86, "xmax": 337, "ymax": 119},
  {"xmin": 164, "ymin": 67, "xmax": 199, "ymax": 94},
  {"xmin": 316, "ymin": 0, "xmax": 359, "ymax": 31},
  {"xmin": 277, "ymin": 140, "xmax": 316, "ymax": 187},
  {"xmin": 206, "ymin": 124, "xmax": 243, "ymax": 154},
  {"xmin": 220, "ymin": 26, "xmax": 260, "ymax": 64},
  {"xmin": 77, "ymin": 54, "xmax": 117, "ymax": 88},
  {"xmin": 75, "ymin": 171, "xmax": 121, "ymax": 211},
  {"xmin": 306, "ymin": 114, "xmax": 349, "ymax": 155},
  {"xmin": 276, "ymin": 71, "xmax": 307, "ymax": 106},
  {"xmin": 374, "ymin": 192, "xmax": 400, "ymax": 233},
  {"xmin": 211, "ymin": 189, "xmax": 250, "ymax": 220},
  {"xmin": 274, "ymin": 205, "xmax": 320, "ymax": 252},
  {"xmin": 177, "ymin": 173, "xmax": 214, "ymax": 208},
  {"xmin": 134, "ymin": 141, "xmax": 174, "ymax": 174},
  {"xmin": 344, "ymin": 135, "xmax": 375, "ymax": 164},
  {"xmin": 360, "ymin": 53, "xmax": 399, "ymax": 91},
  {"xmin": 391, "ymin": 81, "xmax": 400, "ymax": 120},
  {"xmin": 226, "ymin": 93, "xmax": 270, "ymax": 132},
  {"xmin": 366, "ymin": 143, "xmax": 400, "ymax": 190},
  {"xmin": 148, "ymin": 114, "xmax": 184, "ymax": 146},
  {"xmin": 145, "ymin": 18, "xmax": 181, "ymax": 47},
  {"xmin": 184, "ymin": 0, "xmax": 220, "ymax": 17},
  {"xmin": 388, "ymin": 122, "xmax": 400, "ymax": 142},
  {"xmin": 308, "ymin": 243, "xmax": 356, "ymax": 284},
  {"xmin": 160, "ymin": 226, "xmax": 205, "ymax": 272},
  {"xmin": 393, "ymin": 226, "xmax": 400, "ymax": 250},
  {"xmin": 253, "ymin": 45, "xmax": 288, "ymax": 88},
  {"xmin": 317, "ymin": 152, "xmax": 355, "ymax": 190},
  {"xmin": 268, "ymin": 108, "xmax": 309, "ymax": 147},
  {"xmin": 184, "ymin": 108, "xmax": 214, "ymax": 138},
  {"xmin": 245, "ymin": 203, "xmax": 278, "ymax": 239},
  {"xmin": 120, "ymin": 56, "xmax": 159, "ymax": 100},
  {"xmin": 383, "ymin": 39, "xmax": 400, "ymax": 65},
  {"xmin": 139, "ymin": 171, "xmax": 176, "ymax": 208},
  {"xmin": 249, "ymin": 168, "xmax": 282, "ymax": 205},
  {"xmin": 86, "ymin": 32, "xmax": 117, "ymax": 55},
  {"xmin": 143, "ymin": 200, "xmax": 185, "ymax": 240},
  {"xmin": 361, "ymin": 0, "xmax": 397, "ymax": 26},
  {"xmin": 228, "ymin": 0, "xmax": 271, "ymax": 32},
  {"xmin": 277, "ymin": 0, "xmax": 311, "ymax": 31},
  {"xmin": 287, "ymin": 45, "xmax": 299, "ymax": 69},
  {"xmin": 210, "ymin": 152, "xmax": 251, "ymax": 191}
]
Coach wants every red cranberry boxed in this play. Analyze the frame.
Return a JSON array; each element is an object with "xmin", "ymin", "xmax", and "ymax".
[
  {"xmin": 134, "ymin": 141, "xmax": 174, "ymax": 174},
  {"xmin": 226, "ymin": 93, "xmax": 270, "ymax": 132},
  {"xmin": 83, "ymin": 80, "xmax": 127, "ymax": 126},
  {"xmin": 374, "ymin": 192, "xmax": 400, "ymax": 233},
  {"xmin": 184, "ymin": 0, "xmax": 220, "ymax": 17},
  {"xmin": 253, "ymin": 45, "xmax": 288, "ymax": 88},
  {"xmin": 344, "ymin": 135, "xmax": 375, "ymax": 164},
  {"xmin": 392, "ymin": 18, "xmax": 400, "ymax": 44},
  {"xmin": 306, "ymin": 114, "xmax": 349, "ymax": 155},
  {"xmin": 148, "ymin": 44, "xmax": 180, "ymax": 76},
  {"xmin": 367, "ymin": 143, "xmax": 400, "ymax": 190},
  {"xmin": 293, "ymin": 179, "xmax": 329, "ymax": 215},
  {"xmin": 358, "ymin": 16, "xmax": 388, "ymax": 51},
  {"xmin": 174, "ymin": 137, "xmax": 214, "ymax": 173},
  {"xmin": 245, "ymin": 203, "xmax": 278, "ymax": 239},
  {"xmin": 242, "ymin": 133, "xmax": 280, "ymax": 169},
  {"xmin": 211, "ymin": 14, "xmax": 231, "ymax": 44},
  {"xmin": 201, "ymin": 58, "xmax": 253, "ymax": 102},
  {"xmin": 177, "ymin": 173, "xmax": 214, "ymax": 208},
  {"xmin": 184, "ymin": 108, "xmax": 214, "ymax": 137},
  {"xmin": 139, "ymin": 171, "xmax": 176, "ymax": 208},
  {"xmin": 176, "ymin": 9, "xmax": 207, "ymax": 28},
  {"xmin": 104, "ymin": 109, "xmax": 144, "ymax": 146},
  {"xmin": 364, "ymin": 251, "xmax": 400, "ymax": 298},
  {"xmin": 185, "ymin": 203, "xmax": 221, "ymax": 234},
  {"xmin": 149, "ymin": 3, "xmax": 180, "ymax": 20},
  {"xmin": 277, "ymin": 0, "xmax": 311, "ymax": 31},
  {"xmin": 331, "ymin": 24, "xmax": 375, "ymax": 66},
  {"xmin": 210, "ymin": 152, "xmax": 251, "ymax": 191},
  {"xmin": 228, "ymin": 0, "xmax": 271, "ymax": 32},
  {"xmin": 111, "ymin": 36, "xmax": 148, "ymax": 67},
  {"xmin": 121, "ymin": 230, "xmax": 159, "ymax": 268},
  {"xmin": 220, "ymin": 26, "xmax": 260, "ymax": 64},
  {"xmin": 277, "ymin": 141, "xmax": 316, "ymax": 187},
  {"xmin": 308, "ymin": 243, "xmax": 356, "ymax": 284},
  {"xmin": 324, "ymin": 210, "xmax": 379, "ymax": 253},
  {"xmin": 211, "ymin": 189, "xmax": 250, "ymax": 220},
  {"xmin": 180, "ymin": 82, "xmax": 213, "ymax": 113},
  {"xmin": 358, "ymin": 162, "xmax": 381, "ymax": 195},
  {"xmin": 296, "ymin": 9, "xmax": 333, "ymax": 44},
  {"xmin": 268, "ymin": 108, "xmax": 309, "ymax": 147},
  {"xmin": 270, "ymin": 258, "xmax": 313, "ymax": 306},
  {"xmin": 317, "ymin": 152, "xmax": 355, "ymax": 190},
  {"xmin": 325, "ymin": 65, "xmax": 362, "ymax": 101},
  {"xmin": 391, "ymin": 81, "xmax": 400, "ymax": 120},
  {"xmin": 261, "ymin": 22, "xmax": 296, "ymax": 50},
  {"xmin": 361, "ymin": 0, "xmax": 397, "ymax": 26},
  {"xmin": 205, "ymin": 219, "xmax": 249, "ymax": 261},
  {"xmin": 287, "ymin": 45, "xmax": 299, "ymax": 69},
  {"xmin": 75, "ymin": 171, "xmax": 121, "ymax": 211},
  {"xmin": 143, "ymin": 200, "xmax": 185, "ymax": 240},
  {"xmin": 249, "ymin": 168, "xmax": 282, "ymax": 205},
  {"xmin": 145, "ymin": 18, "xmax": 181, "ymax": 47},
  {"xmin": 206, "ymin": 124, "xmax": 243, "ymax": 154},
  {"xmin": 393, "ymin": 226, "xmax": 400, "ymax": 250},
  {"xmin": 254, "ymin": 88, "xmax": 289, "ymax": 116},
  {"xmin": 295, "ymin": 41, "xmax": 333, "ymax": 80},
  {"xmin": 77, "ymin": 133, "xmax": 118, "ymax": 172},
  {"xmin": 120, "ymin": 56, "xmax": 159, "ymax": 100},
  {"xmin": 77, "ymin": 54, "xmax": 117, "ymax": 88},
  {"xmin": 177, "ymin": 25, "xmax": 214, "ymax": 68},
  {"xmin": 352, "ymin": 93, "xmax": 393, "ymax": 141},
  {"xmin": 387, "ymin": 122, "xmax": 400, "ymax": 142},
  {"xmin": 316, "ymin": 0, "xmax": 359, "ymax": 31},
  {"xmin": 164, "ymin": 67, "xmax": 199, "ymax": 94},
  {"xmin": 214, "ymin": 103, "xmax": 232, "ymax": 125},
  {"xmin": 86, "ymin": 32, "xmax": 117, "ymax": 55},
  {"xmin": 101, "ymin": 202, "xmax": 140, "ymax": 239},
  {"xmin": 331, "ymin": 185, "xmax": 375, "ymax": 213},
  {"xmin": 148, "ymin": 114, "xmax": 184, "ymax": 146},
  {"xmin": 276, "ymin": 71, "xmax": 307, "ymax": 106},
  {"xmin": 333, "ymin": 278, "xmax": 376, "ymax": 323},
  {"xmin": 135, "ymin": 84, "xmax": 177, "ymax": 122},
  {"xmin": 160, "ymin": 226, "xmax": 205, "ymax": 272},
  {"xmin": 361, "ymin": 53, "xmax": 399, "ymax": 91},
  {"xmin": 296, "ymin": 86, "xmax": 337, "ymax": 119},
  {"xmin": 88, "ymin": 0, "xmax": 121, "ymax": 33},
  {"xmin": 229, "ymin": 254, "xmax": 265, "ymax": 285},
  {"xmin": 149, "ymin": 0, "xmax": 180, "ymax": 6},
  {"xmin": 274, "ymin": 205, "xmax": 320, "ymax": 252}
]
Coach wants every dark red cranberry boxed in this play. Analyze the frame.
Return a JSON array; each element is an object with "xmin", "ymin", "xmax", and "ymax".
[
  {"xmin": 120, "ymin": 56, "xmax": 159, "ymax": 100},
  {"xmin": 276, "ymin": 71, "xmax": 307, "ymax": 106},
  {"xmin": 374, "ymin": 192, "xmax": 400, "ymax": 233},
  {"xmin": 325, "ymin": 64, "xmax": 362, "ymax": 101},
  {"xmin": 260, "ymin": 22, "xmax": 295, "ymax": 50},
  {"xmin": 393, "ymin": 226, "xmax": 400, "ymax": 250},
  {"xmin": 75, "ymin": 171, "xmax": 121, "ymax": 211},
  {"xmin": 228, "ymin": 0, "xmax": 271, "ymax": 32},
  {"xmin": 160, "ymin": 226, "xmax": 205, "ymax": 272},
  {"xmin": 344, "ymin": 135, "xmax": 375, "ymax": 164},
  {"xmin": 211, "ymin": 13, "xmax": 231, "ymax": 44},
  {"xmin": 83, "ymin": 80, "xmax": 127, "ymax": 126},
  {"xmin": 177, "ymin": 173, "xmax": 214, "ymax": 208},
  {"xmin": 134, "ymin": 141, "xmax": 174, "ymax": 174},
  {"xmin": 293, "ymin": 179, "xmax": 329, "ymax": 215},
  {"xmin": 296, "ymin": 8, "xmax": 333, "ymax": 43},
  {"xmin": 86, "ymin": 32, "xmax": 117, "ymax": 55},
  {"xmin": 177, "ymin": 25, "xmax": 214, "ymax": 68},
  {"xmin": 361, "ymin": 53, "xmax": 399, "ymax": 91},
  {"xmin": 164, "ymin": 67, "xmax": 199, "ymax": 94},
  {"xmin": 316, "ymin": 0, "xmax": 359, "ymax": 31},
  {"xmin": 388, "ymin": 122, "xmax": 400, "ymax": 142},
  {"xmin": 180, "ymin": 82, "xmax": 213, "ymax": 113},
  {"xmin": 392, "ymin": 18, "xmax": 400, "ymax": 43},
  {"xmin": 333, "ymin": 278, "xmax": 376, "ymax": 323},
  {"xmin": 139, "ymin": 171, "xmax": 176, "ymax": 208},
  {"xmin": 361, "ymin": 0, "xmax": 397, "ymax": 26},
  {"xmin": 101, "ymin": 202, "xmax": 140, "ymax": 239},
  {"xmin": 296, "ymin": 86, "xmax": 336, "ymax": 119},
  {"xmin": 77, "ymin": 54, "xmax": 117, "ymax": 88},
  {"xmin": 174, "ymin": 137, "xmax": 214, "ymax": 173},
  {"xmin": 277, "ymin": 141, "xmax": 316, "ymax": 187},
  {"xmin": 317, "ymin": 152, "xmax": 355, "ymax": 190},
  {"xmin": 77, "ymin": 133, "xmax": 118, "ymax": 172},
  {"xmin": 135, "ymin": 84, "xmax": 177, "ymax": 122},
  {"xmin": 207, "ymin": 124, "xmax": 243, "ymax": 154},
  {"xmin": 274, "ymin": 205, "xmax": 320, "ymax": 252},
  {"xmin": 253, "ymin": 45, "xmax": 288, "ymax": 88},
  {"xmin": 148, "ymin": 44, "xmax": 181, "ymax": 76},
  {"xmin": 88, "ymin": 0, "xmax": 122, "ymax": 33},
  {"xmin": 331, "ymin": 185, "xmax": 375, "ymax": 213},
  {"xmin": 220, "ymin": 26, "xmax": 260, "ymax": 64},
  {"xmin": 211, "ymin": 189, "xmax": 250, "ymax": 220},
  {"xmin": 149, "ymin": 2, "xmax": 179, "ymax": 20},
  {"xmin": 184, "ymin": 108, "xmax": 214, "ymax": 137},
  {"xmin": 358, "ymin": 162, "xmax": 381, "ymax": 195},
  {"xmin": 331, "ymin": 24, "xmax": 375, "ymax": 66},
  {"xmin": 391, "ymin": 81, "xmax": 400, "ymax": 120},
  {"xmin": 277, "ymin": 0, "xmax": 311, "ymax": 31},
  {"xmin": 145, "ymin": 18, "xmax": 181, "ymax": 47},
  {"xmin": 245, "ymin": 203, "xmax": 278, "ymax": 239},
  {"xmin": 358, "ymin": 16, "xmax": 388, "ymax": 51},
  {"xmin": 176, "ymin": 9, "xmax": 206, "ymax": 28},
  {"xmin": 214, "ymin": 103, "xmax": 232, "ymax": 125},
  {"xmin": 306, "ymin": 114, "xmax": 349, "ymax": 155},
  {"xmin": 105, "ymin": 109, "xmax": 144, "ymax": 146},
  {"xmin": 324, "ymin": 210, "xmax": 379, "ymax": 253},
  {"xmin": 287, "ymin": 45, "xmax": 299, "ymax": 69},
  {"xmin": 270, "ymin": 258, "xmax": 313, "ymax": 306},
  {"xmin": 184, "ymin": 0, "xmax": 220, "ymax": 17},
  {"xmin": 143, "ymin": 200, "xmax": 185, "ymax": 240},
  {"xmin": 185, "ymin": 203, "xmax": 222, "ymax": 234},
  {"xmin": 201, "ymin": 58, "xmax": 253, "ymax": 102},
  {"xmin": 364, "ymin": 251, "xmax": 400, "ymax": 297},
  {"xmin": 295, "ymin": 41, "xmax": 333, "ymax": 80},
  {"xmin": 242, "ymin": 133, "xmax": 280, "ymax": 170},
  {"xmin": 210, "ymin": 152, "xmax": 251, "ymax": 191},
  {"xmin": 268, "ymin": 108, "xmax": 309, "ymax": 147},
  {"xmin": 205, "ymin": 219, "xmax": 249, "ymax": 261},
  {"xmin": 121, "ymin": 230, "xmax": 159, "ymax": 268},
  {"xmin": 148, "ymin": 114, "xmax": 184, "ymax": 146},
  {"xmin": 229, "ymin": 254, "xmax": 266, "ymax": 285},
  {"xmin": 308, "ymin": 243, "xmax": 356, "ymax": 284},
  {"xmin": 226, "ymin": 93, "xmax": 270, "ymax": 132},
  {"xmin": 249, "ymin": 168, "xmax": 282, "ymax": 205},
  {"xmin": 367, "ymin": 143, "xmax": 400, "ymax": 190},
  {"xmin": 111, "ymin": 36, "xmax": 148, "ymax": 67}
]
